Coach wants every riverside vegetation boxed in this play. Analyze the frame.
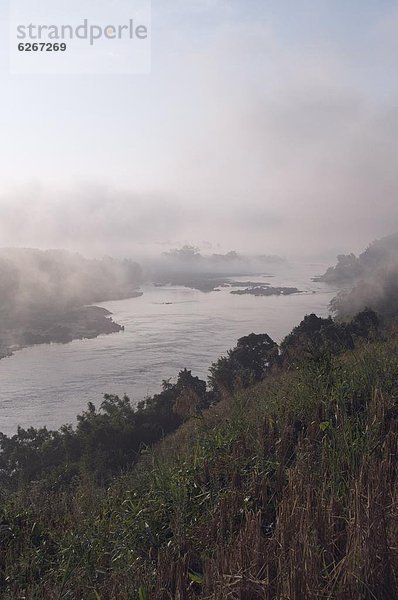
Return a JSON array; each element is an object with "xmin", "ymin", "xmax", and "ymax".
[{"xmin": 0, "ymin": 306, "xmax": 397, "ymax": 599}]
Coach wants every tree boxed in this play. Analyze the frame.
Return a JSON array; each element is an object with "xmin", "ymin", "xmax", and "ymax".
[
  {"xmin": 209, "ymin": 333, "xmax": 278, "ymax": 396},
  {"xmin": 280, "ymin": 314, "xmax": 354, "ymax": 366}
]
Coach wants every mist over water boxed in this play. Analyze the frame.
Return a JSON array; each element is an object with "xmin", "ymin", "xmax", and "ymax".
[{"xmin": 0, "ymin": 262, "xmax": 335, "ymax": 435}]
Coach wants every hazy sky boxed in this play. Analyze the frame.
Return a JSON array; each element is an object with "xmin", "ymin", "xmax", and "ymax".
[{"xmin": 1, "ymin": 0, "xmax": 398, "ymax": 260}]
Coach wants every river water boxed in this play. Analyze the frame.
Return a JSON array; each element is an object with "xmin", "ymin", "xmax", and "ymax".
[{"xmin": 0, "ymin": 263, "xmax": 336, "ymax": 435}]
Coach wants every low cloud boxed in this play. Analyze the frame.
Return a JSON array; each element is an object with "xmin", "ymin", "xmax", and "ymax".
[{"xmin": 1, "ymin": 3, "xmax": 398, "ymax": 260}]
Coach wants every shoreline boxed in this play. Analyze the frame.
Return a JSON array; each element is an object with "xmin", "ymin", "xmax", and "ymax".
[{"xmin": 0, "ymin": 294, "xmax": 143, "ymax": 360}]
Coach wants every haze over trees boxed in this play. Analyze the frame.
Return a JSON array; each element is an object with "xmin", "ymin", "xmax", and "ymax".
[
  {"xmin": 156, "ymin": 245, "xmax": 284, "ymax": 276},
  {"xmin": 317, "ymin": 233, "xmax": 398, "ymax": 320},
  {"xmin": 0, "ymin": 243, "xmax": 289, "ymax": 355},
  {"xmin": 0, "ymin": 248, "xmax": 143, "ymax": 357},
  {"xmin": 149, "ymin": 245, "xmax": 286, "ymax": 292},
  {"xmin": 0, "ymin": 248, "xmax": 143, "ymax": 317}
]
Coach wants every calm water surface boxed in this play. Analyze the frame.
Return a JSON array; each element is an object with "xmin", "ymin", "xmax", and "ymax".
[{"xmin": 0, "ymin": 263, "xmax": 337, "ymax": 435}]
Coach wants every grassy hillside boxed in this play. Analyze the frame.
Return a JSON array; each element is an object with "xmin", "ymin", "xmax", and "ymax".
[{"xmin": 1, "ymin": 319, "xmax": 398, "ymax": 598}]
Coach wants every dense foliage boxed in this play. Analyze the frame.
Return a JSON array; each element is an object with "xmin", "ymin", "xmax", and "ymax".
[
  {"xmin": 209, "ymin": 333, "xmax": 278, "ymax": 395},
  {"xmin": 0, "ymin": 369, "xmax": 210, "ymax": 489}
]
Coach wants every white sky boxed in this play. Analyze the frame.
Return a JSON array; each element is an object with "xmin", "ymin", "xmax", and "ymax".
[{"xmin": 1, "ymin": 0, "xmax": 398, "ymax": 259}]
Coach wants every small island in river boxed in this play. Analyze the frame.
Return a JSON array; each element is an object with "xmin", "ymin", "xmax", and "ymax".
[
  {"xmin": 0, "ymin": 304, "xmax": 136, "ymax": 360},
  {"xmin": 153, "ymin": 274, "xmax": 276, "ymax": 293},
  {"xmin": 231, "ymin": 286, "xmax": 301, "ymax": 296}
]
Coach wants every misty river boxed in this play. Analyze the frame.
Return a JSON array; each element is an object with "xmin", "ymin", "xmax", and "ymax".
[{"xmin": 0, "ymin": 263, "xmax": 337, "ymax": 435}]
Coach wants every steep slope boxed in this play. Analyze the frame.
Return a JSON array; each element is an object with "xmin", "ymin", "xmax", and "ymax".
[{"xmin": 1, "ymin": 324, "xmax": 397, "ymax": 598}]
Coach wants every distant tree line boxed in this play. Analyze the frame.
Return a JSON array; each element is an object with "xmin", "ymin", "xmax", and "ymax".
[{"xmin": 0, "ymin": 248, "xmax": 143, "ymax": 322}]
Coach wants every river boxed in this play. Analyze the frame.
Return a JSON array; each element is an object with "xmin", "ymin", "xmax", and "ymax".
[{"xmin": 0, "ymin": 262, "xmax": 337, "ymax": 435}]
